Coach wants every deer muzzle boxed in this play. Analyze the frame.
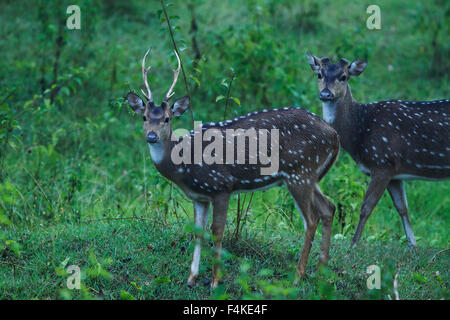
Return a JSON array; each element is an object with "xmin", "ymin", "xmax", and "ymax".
[
  {"xmin": 319, "ymin": 88, "xmax": 335, "ymax": 101},
  {"xmin": 146, "ymin": 131, "xmax": 159, "ymax": 144}
]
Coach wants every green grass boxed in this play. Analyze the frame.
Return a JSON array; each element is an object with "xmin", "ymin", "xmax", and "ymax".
[
  {"xmin": 0, "ymin": 0, "xmax": 449, "ymax": 300},
  {"xmin": 1, "ymin": 219, "xmax": 448, "ymax": 299}
]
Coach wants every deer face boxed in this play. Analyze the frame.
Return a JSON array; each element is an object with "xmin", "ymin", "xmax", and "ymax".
[
  {"xmin": 127, "ymin": 93, "xmax": 189, "ymax": 144},
  {"xmin": 126, "ymin": 48, "xmax": 189, "ymax": 144},
  {"xmin": 306, "ymin": 52, "xmax": 367, "ymax": 102}
]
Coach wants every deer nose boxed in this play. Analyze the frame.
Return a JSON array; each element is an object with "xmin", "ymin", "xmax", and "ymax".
[
  {"xmin": 319, "ymin": 89, "xmax": 334, "ymax": 101},
  {"xmin": 146, "ymin": 131, "xmax": 159, "ymax": 143}
]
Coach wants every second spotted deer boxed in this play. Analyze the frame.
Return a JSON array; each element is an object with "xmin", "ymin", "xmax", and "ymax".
[
  {"xmin": 127, "ymin": 48, "xmax": 340, "ymax": 288},
  {"xmin": 307, "ymin": 52, "xmax": 450, "ymax": 247}
]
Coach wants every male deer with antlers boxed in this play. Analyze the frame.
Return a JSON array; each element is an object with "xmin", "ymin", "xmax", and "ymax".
[
  {"xmin": 307, "ymin": 52, "xmax": 450, "ymax": 247},
  {"xmin": 127, "ymin": 48, "xmax": 340, "ymax": 288}
]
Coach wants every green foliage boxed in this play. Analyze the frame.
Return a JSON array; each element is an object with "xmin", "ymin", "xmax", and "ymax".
[
  {"xmin": 1, "ymin": 220, "xmax": 447, "ymax": 299},
  {"xmin": 0, "ymin": 181, "xmax": 22, "ymax": 257},
  {"xmin": 55, "ymin": 251, "xmax": 113, "ymax": 300},
  {"xmin": 120, "ymin": 290, "xmax": 137, "ymax": 300}
]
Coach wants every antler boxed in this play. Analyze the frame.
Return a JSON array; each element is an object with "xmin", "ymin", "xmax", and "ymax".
[
  {"xmin": 141, "ymin": 48, "xmax": 153, "ymax": 102},
  {"xmin": 165, "ymin": 50, "xmax": 181, "ymax": 101}
]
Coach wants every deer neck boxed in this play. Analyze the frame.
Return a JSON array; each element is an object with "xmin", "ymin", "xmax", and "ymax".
[
  {"xmin": 148, "ymin": 131, "xmax": 177, "ymax": 179},
  {"xmin": 322, "ymin": 85, "xmax": 363, "ymax": 158}
]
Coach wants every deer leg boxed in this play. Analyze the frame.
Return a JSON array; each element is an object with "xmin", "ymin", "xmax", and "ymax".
[
  {"xmin": 210, "ymin": 193, "xmax": 230, "ymax": 289},
  {"xmin": 187, "ymin": 200, "xmax": 210, "ymax": 286},
  {"xmin": 286, "ymin": 183, "xmax": 319, "ymax": 281},
  {"xmin": 313, "ymin": 185, "xmax": 335, "ymax": 267},
  {"xmin": 351, "ymin": 172, "xmax": 392, "ymax": 247},
  {"xmin": 387, "ymin": 180, "xmax": 416, "ymax": 247}
]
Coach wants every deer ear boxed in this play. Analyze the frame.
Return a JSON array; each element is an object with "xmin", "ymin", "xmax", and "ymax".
[
  {"xmin": 306, "ymin": 51, "xmax": 321, "ymax": 74},
  {"xmin": 127, "ymin": 92, "xmax": 145, "ymax": 114},
  {"xmin": 339, "ymin": 58, "xmax": 350, "ymax": 67},
  {"xmin": 171, "ymin": 96, "xmax": 190, "ymax": 117},
  {"xmin": 348, "ymin": 60, "xmax": 367, "ymax": 76}
]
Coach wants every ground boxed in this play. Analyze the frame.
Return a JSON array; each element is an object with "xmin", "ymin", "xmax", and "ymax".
[{"xmin": 1, "ymin": 218, "xmax": 448, "ymax": 299}]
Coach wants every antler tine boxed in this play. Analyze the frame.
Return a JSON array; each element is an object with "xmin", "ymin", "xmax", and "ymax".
[
  {"xmin": 142, "ymin": 47, "xmax": 153, "ymax": 102},
  {"xmin": 165, "ymin": 50, "xmax": 181, "ymax": 101}
]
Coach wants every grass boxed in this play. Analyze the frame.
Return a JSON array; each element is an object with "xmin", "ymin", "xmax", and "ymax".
[{"xmin": 1, "ymin": 218, "xmax": 448, "ymax": 300}]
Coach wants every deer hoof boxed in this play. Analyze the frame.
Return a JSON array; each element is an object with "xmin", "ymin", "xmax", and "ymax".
[
  {"xmin": 294, "ymin": 268, "xmax": 306, "ymax": 285},
  {"xmin": 187, "ymin": 274, "xmax": 198, "ymax": 287},
  {"xmin": 210, "ymin": 278, "xmax": 220, "ymax": 289},
  {"xmin": 407, "ymin": 242, "xmax": 417, "ymax": 249}
]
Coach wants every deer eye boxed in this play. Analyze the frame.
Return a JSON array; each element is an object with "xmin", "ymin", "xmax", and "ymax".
[
  {"xmin": 339, "ymin": 75, "xmax": 347, "ymax": 81},
  {"xmin": 164, "ymin": 117, "xmax": 170, "ymax": 123},
  {"xmin": 318, "ymin": 73, "xmax": 323, "ymax": 79},
  {"xmin": 143, "ymin": 116, "xmax": 147, "ymax": 121}
]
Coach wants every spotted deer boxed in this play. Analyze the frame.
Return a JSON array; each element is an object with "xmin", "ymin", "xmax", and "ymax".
[
  {"xmin": 127, "ymin": 48, "xmax": 340, "ymax": 288},
  {"xmin": 306, "ymin": 52, "xmax": 450, "ymax": 247}
]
